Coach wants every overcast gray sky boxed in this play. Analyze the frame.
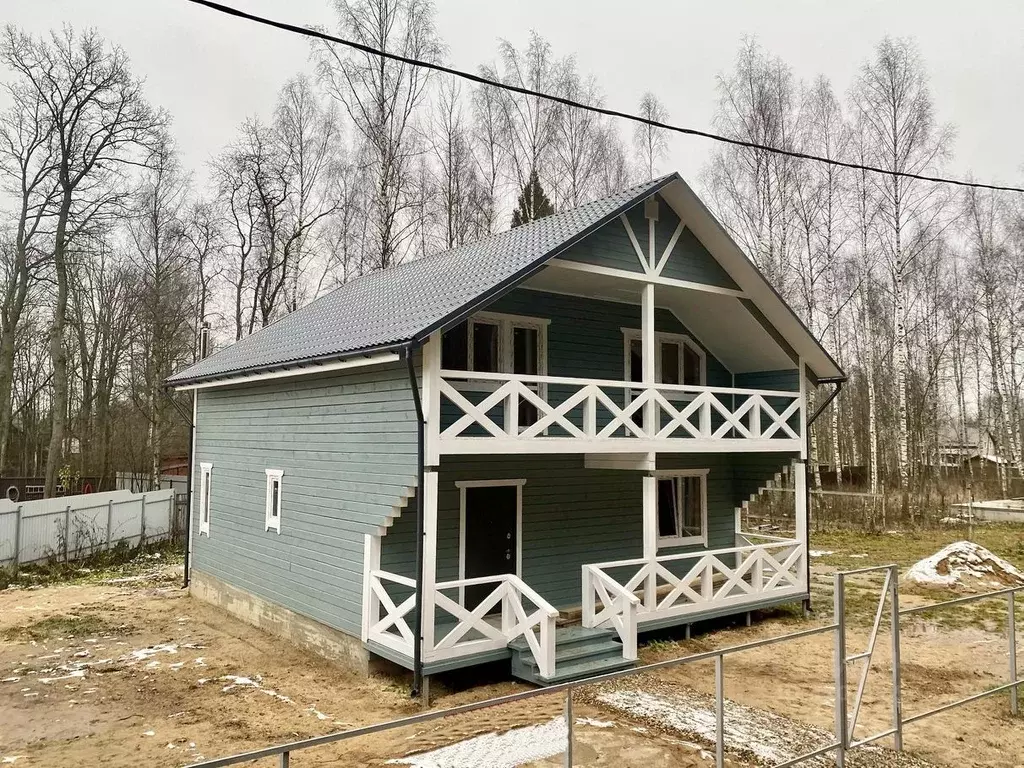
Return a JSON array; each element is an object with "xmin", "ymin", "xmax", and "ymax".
[{"xmin": 5, "ymin": 0, "xmax": 1023, "ymax": 189}]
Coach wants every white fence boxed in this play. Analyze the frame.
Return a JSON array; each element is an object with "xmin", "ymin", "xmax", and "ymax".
[{"xmin": 0, "ymin": 488, "xmax": 177, "ymax": 568}]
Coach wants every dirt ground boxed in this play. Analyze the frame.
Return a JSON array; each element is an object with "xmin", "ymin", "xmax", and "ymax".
[{"xmin": 1, "ymin": 533, "xmax": 1023, "ymax": 768}]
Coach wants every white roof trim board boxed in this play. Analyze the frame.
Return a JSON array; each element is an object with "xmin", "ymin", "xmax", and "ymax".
[{"xmin": 167, "ymin": 173, "xmax": 843, "ymax": 388}]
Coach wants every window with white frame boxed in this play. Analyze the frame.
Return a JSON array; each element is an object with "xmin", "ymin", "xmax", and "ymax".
[
  {"xmin": 199, "ymin": 462, "xmax": 213, "ymax": 536},
  {"xmin": 441, "ymin": 312, "xmax": 549, "ymax": 426},
  {"xmin": 622, "ymin": 329, "xmax": 705, "ymax": 387},
  {"xmin": 265, "ymin": 469, "xmax": 283, "ymax": 533},
  {"xmin": 655, "ymin": 470, "xmax": 708, "ymax": 547}
]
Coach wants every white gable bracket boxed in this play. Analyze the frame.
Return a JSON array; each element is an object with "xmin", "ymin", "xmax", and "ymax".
[
  {"xmin": 619, "ymin": 214, "xmax": 651, "ymax": 276},
  {"xmin": 654, "ymin": 221, "xmax": 685, "ymax": 277}
]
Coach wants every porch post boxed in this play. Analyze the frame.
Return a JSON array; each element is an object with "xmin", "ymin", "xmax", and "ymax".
[
  {"xmin": 641, "ymin": 284, "xmax": 656, "ymax": 436},
  {"xmin": 794, "ymin": 460, "xmax": 808, "ymax": 590},
  {"xmin": 642, "ymin": 473, "xmax": 658, "ymax": 608},
  {"xmin": 421, "ymin": 333, "xmax": 441, "ymax": 656},
  {"xmin": 421, "ymin": 469, "xmax": 438, "ymax": 656}
]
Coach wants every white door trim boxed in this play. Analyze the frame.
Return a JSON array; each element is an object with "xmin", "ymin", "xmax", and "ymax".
[{"xmin": 456, "ymin": 479, "xmax": 526, "ymax": 606}]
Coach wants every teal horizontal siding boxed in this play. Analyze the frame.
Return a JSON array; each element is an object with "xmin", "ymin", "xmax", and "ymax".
[
  {"xmin": 381, "ymin": 452, "xmax": 790, "ymax": 611},
  {"xmin": 192, "ymin": 362, "xmax": 419, "ymax": 638}
]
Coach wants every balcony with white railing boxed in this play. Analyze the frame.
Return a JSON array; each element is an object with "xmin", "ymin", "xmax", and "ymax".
[
  {"xmin": 582, "ymin": 538, "xmax": 807, "ymax": 630},
  {"xmin": 436, "ymin": 370, "xmax": 804, "ymax": 455}
]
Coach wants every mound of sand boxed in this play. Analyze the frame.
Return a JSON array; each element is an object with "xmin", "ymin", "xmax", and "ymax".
[{"xmin": 904, "ymin": 540, "xmax": 1024, "ymax": 591}]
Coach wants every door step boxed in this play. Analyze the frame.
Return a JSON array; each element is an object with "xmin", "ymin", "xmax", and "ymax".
[{"xmin": 509, "ymin": 626, "xmax": 636, "ymax": 686}]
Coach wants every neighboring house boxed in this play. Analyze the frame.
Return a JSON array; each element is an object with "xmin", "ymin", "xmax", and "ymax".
[{"xmin": 167, "ymin": 173, "xmax": 844, "ymax": 688}]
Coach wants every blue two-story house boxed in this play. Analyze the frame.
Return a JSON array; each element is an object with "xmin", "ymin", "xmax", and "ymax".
[{"xmin": 167, "ymin": 173, "xmax": 844, "ymax": 691}]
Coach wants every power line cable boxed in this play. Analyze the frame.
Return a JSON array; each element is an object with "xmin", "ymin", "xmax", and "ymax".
[{"xmin": 184, "ymin": 0, "xmax": 1024, "ymax": 195}]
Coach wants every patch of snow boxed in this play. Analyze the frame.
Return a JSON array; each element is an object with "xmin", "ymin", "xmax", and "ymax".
[
  {"xmin": 38, "ymin": 669, "xmax": 87, "ymax": 684},
  {"xmin": 142, "ymin": 730, "xmax": 155, "ymax": 737},
  {"xmin": 904, "ymin": 541, "xmax": 1024, "ymax": 589},
  {"xmin": 849, "ymin": 554, "xmax": 869, "ymax": 559},
  {"xmin": 388, "ymin": 717, "xmax": 567, "ymax": 768},
  {"xmin": 129, "ymin": 644, "xmax": 178, "ymax": 660},
  {"xmin": 3, "ymin": 757, "xmax": 29, "ymax": 764},
  {"xmin": 598, "ymin": 688, "xmax": 790, "ymax": 765},
  {"xmin": 809, "ymin": 550, "xmax": 834, "ymax": 558},
  {"xmin": 1, "ymin": 677, "xmax": 20, "ymax": 683},
  {"xmin": 309, "ymin": 707, "xmax": 331, "ymax": 721},
  {"xmin": 218, "ymin": 675, "xmax": 293, "ymax": 704},
  {"xmin": 575, "ymin": 717, "xmax": 614, "ymax": 728},
  {"xmin": 169, "ymin": 662, "xmax": 185, "ymax": 670}
]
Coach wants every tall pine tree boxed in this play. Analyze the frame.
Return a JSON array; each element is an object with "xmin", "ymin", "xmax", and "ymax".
[{"xmin": 510, "ymin": 169, "xmax": 555, "ymax": 228}]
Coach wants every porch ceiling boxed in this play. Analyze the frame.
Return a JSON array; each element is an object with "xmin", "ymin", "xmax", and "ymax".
[{"xmin": 522, "ymin": 265, "xmax": 796, "ymax": 374}]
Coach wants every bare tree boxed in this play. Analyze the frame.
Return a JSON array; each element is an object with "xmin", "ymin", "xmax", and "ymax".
[
  {"xmin": 315, "ymin": 0, "xmax": 441, "ymax": 269},
  {"xmin": 552, "ymin": 61, "xmax": 605, "ymax": 208},
  {"xmin": 633, "ymin": 92, "xmax": 668, "ymax": 181},
  {"xmin": 851, "ymin": 36, "xmax": 954, "ymax": 492},
  {"xmin": 0, "ymin": 55, "xmax": 57, "ymax": 471},
  {"xmin": 483, "ymin": 32, "xmax": 563, "ymax": 215},
  {"xmin": 1, "ymin": 25, "xmax": 164, "ymax": 496}
]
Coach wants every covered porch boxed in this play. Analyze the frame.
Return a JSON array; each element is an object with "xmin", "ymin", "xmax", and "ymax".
[{"xmin": 361, "ymin": 454, "xmax": 809, "ymax": 683}]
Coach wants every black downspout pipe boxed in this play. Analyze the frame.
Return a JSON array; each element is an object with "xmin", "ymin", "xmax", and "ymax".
[
  {"xmin": 403, "ymin": 344, "xmax": 426, "ymax": 699},
  {"xmin": 803, "ymin": 377, "xmax": 844, "ymax": 611},
  {"xmin": 183, "ymin": 322, "xmax": 210, "ymax": 590}
]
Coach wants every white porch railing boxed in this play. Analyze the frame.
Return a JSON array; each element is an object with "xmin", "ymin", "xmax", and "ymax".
[
  {"xmin": 365, "ymin": 570, "xmax": 559, "ymax": 679},
  {"xmin": 582, "ymin": 566, "xmax": 640, "ymax": 660},
  {"xmin": 438, "ymin": 370, "xmax": 802, "ymax": 453},
  {"xmin": 431, "ymin": 574, "xmax": 558, "ymax": 678},
  {"xmin": 366, "ymin": 569, "xmax": 417, "ymax": 657},
  {"xmin": 583, "ymin": 539, "xmax": 807, "ymax": 626}
]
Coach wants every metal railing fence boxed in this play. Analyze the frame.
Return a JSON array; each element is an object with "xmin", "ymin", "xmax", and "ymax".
[{"xmin": 187, "ymin": 566, "xmax": 1021, "ymax": 768}]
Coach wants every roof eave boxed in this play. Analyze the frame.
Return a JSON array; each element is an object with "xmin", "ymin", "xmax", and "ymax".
[{"xmin": 164, "ymin": 341, "xmax": 411, "ymax": 390}]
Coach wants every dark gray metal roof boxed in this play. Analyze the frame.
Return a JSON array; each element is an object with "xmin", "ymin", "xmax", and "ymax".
[{"xmin": 168, "ymin": 174, "xmax": 676, "ymax": 386}]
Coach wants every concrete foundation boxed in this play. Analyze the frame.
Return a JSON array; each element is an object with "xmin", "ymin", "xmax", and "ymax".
[{"xmin": 190, "ymin": 569, "xmax": 372, "ymax": 674}]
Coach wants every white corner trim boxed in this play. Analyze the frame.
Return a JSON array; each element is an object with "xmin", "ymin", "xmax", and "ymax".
[
  {"xmin": 265, "ymin": 468, "xmax": 283, "ymax": 533},
  {"xmin": 174, "ymin": 352, "xmax": 401, "ymax": 391},
  {"xmin": 456, "ymin": 479, "xmax": 525, "ymax": 606}
]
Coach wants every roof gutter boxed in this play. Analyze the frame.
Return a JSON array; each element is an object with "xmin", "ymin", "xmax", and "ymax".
[{"xmin": 402, "ymin": 342, "xmax": 427, "ymax": 700}]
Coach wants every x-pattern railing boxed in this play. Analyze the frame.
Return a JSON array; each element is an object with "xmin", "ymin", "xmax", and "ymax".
[
  {"xmin": 438, "ymin": 371, "xmax": 801, "ymax": 447},
  {"xmin": 586, "ymin": 540, "xmax": 806, "ymax": 623},
  {"xmin": 430, "ymin": 574, "xmax": 558, "ymax": 678}
]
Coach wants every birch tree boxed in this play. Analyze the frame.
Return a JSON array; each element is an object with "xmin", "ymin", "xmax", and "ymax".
[
  {"xmin": 851, "ymin": 36, "xmax": 954, "ymax": 491},
  {"xmin": 316, "ymin": 0, "xmax": 441, "ymax": 269},
  {"xmin": 633, "ymin": 92, "xmax": 668, "ymax": 181}
]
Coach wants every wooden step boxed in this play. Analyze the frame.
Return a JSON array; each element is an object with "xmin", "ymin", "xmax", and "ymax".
[{"xmin": 509, "ymin": 625, "xmax": 637, "ymax": 686}]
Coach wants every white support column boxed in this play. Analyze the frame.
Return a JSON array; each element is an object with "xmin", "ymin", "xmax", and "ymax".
[
  {"xmin": 641, "ymin": 283, "xmax": 656, "ymax": 437},
  {"xmin": 423, "ymin": 333, "xmax": 442, "ymax": 466},
  {"xmin": 361, "ymin": 533, "xmax": 381, "ymax": 643},
  {"xmin": 642, "ymin": 474, "xmax": 658, "ymax": 608},
  {"xmin": 794, "ymin": 460, "xmax": 808, "ymax": 590},
  {"xmin": 421, "ymin": 468, "xmax": 439, "ymax": 658},
  {"xmin": 798, "ymin": 357, "xmax": 809, "ymax": 460}
]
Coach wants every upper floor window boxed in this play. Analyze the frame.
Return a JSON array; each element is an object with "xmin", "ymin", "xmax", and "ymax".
[
  {"xmin": 441, "ymin": 313, "xmax": 548, "ymax": 377},
  {"xmin": 441, "ymin": 312, "xmax": 549, "ymax": 427},
  {"xmin": 623, "ymin": 330, "xmax": 705, "ymax": 387}
]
